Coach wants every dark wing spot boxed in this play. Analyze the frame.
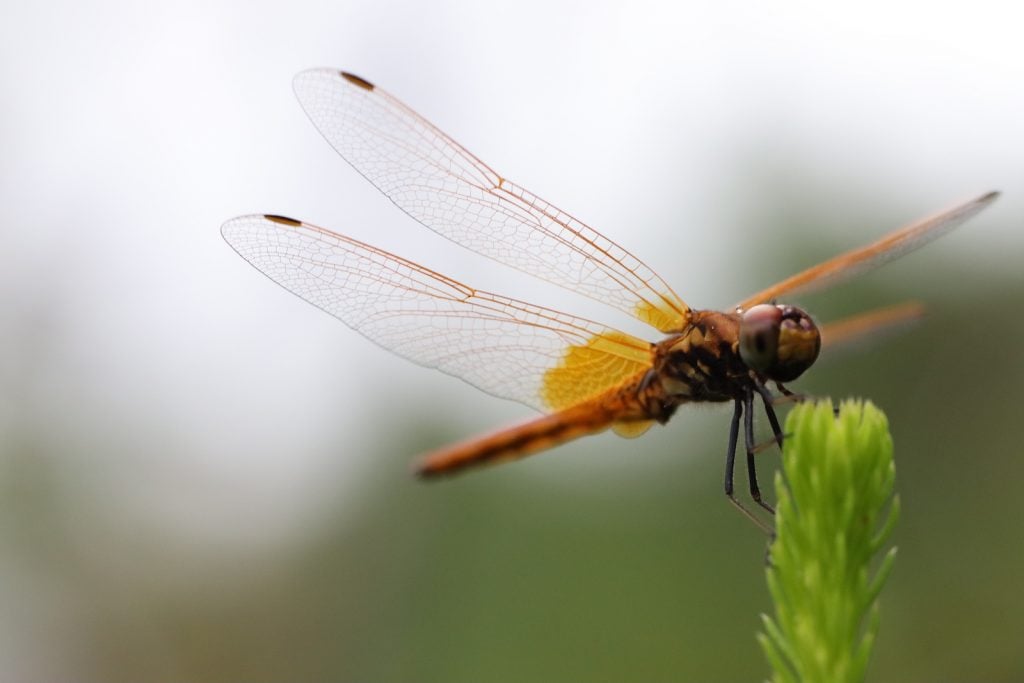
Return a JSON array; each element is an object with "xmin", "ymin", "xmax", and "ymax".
[
  {"xmin": 340, "ymin": 71, "xmax": 375, "ymax": 91},
  {"xmin": 264, "ymin": 214, "xmax": 302, "ymax": 227}
]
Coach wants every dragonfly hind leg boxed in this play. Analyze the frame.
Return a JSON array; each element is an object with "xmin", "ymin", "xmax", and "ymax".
[{"xmin": 724, "ymin": 397, "xmax": 773, "ymax": 533}]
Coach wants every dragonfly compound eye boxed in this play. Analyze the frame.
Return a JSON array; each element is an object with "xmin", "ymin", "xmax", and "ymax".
[
  {"xmin": 739, "ymin": 304, "xmax": 782, "ymax": 373},
  {"xmin": 740, "ymin": 304, "xmax": 820, "ymax": 382}
]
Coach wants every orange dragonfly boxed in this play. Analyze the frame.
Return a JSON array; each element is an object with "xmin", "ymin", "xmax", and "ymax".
[{"xmin": 222, "ymin": 68, "xmax": 997, "ymax": 522}]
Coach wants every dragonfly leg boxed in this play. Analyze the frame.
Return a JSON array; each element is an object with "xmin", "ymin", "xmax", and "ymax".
[
  {"xmin": 773, "ymin": 382, "xmax": 807, "ymax": 404},
  {"xmin": 754, "ymin": 381, "xmax": 786, "ymax": 451},
  {"xmin": 724, "ymin": 398, "xmax": 741, "ymax": 498},
  {"xmin": 745, "ymin": 389, "xmax": 775, "ymax": 515},
  {"xmin": 725, "ymin": 398, "xmax": 773, "ymax": 533}
]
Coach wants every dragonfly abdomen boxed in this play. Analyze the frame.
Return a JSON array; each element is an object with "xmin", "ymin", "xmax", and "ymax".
[{"xmin": 415, "ymin": 393, "xmax": 648, "ymax": 477}]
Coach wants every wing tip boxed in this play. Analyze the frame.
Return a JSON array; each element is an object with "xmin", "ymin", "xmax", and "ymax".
[{"xmin": 978, "ymin": 190, "xmax": 1000, "ymax": 204}]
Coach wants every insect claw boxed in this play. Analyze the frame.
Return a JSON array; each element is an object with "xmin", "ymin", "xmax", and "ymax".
[
  {"xmin": 727, "ymin": 494, "xmax": 775, "ymax": 535},
  {"xmin": 751, "ymin": 433, "xmax": 789, "ymax": 455},
  {"xmin": 771, "ymin": 388, "xmax": 807, "ymax": 405},
  {"xmin": 750, "ymin": 489, "xmax": 775, "ymax": 513}
]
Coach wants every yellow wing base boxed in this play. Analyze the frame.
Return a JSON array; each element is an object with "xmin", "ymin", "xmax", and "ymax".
[{"xmin": 541, "ymin": 331, "xmax": 653, "ymax": 412}]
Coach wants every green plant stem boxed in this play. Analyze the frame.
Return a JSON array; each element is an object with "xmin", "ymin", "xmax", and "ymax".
[{"xmin": 759, "ymin": 399, "xmax": 899, "ymax": 683}]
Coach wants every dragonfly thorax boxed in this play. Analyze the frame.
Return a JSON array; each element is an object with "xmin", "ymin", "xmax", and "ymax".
[
  {"xmin": 655, "ymin": 311, "xmax": 751, "ymax": 402},
  {"xmin": 652, "ymin": 305, "xmax": 820, "ymax": 405}
]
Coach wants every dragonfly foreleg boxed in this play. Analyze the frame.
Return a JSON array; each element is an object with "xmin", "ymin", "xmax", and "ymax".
[
  {"xmin": 755, "ymin": 381, "xmax": 786, "ymax": 450},
  {"xmin": 772, "ymin": 382, "xmax": 807, "ymax": 404}
]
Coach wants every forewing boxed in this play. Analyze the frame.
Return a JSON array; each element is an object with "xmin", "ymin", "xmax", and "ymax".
[
  {"xmin": 290, "ymin": 68, "xmax": 689, "ymax": 333},
  {"xmin": 221, "ymin": 215, "xmax": 655, "ymax": 412},
  {"xmin": 736, "ymin": 192, "xmax": 998, "ymax": 311}
]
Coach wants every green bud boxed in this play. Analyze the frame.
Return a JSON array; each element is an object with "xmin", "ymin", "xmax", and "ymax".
[{"xmin": 759, "ymin": 399, "xmax": 899, "ymax": 683}]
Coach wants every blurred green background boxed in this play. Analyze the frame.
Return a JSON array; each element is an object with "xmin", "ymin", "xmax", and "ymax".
[
  {"xmin": 5, "ymin": 199, "xmax": 1021, "ymax": 682},
  {"xmin": 3, "ymin": 2, "xmax": 1023, "ymax": 681}
]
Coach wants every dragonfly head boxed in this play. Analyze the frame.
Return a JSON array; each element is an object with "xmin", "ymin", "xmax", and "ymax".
[{"xmin": 738, "ymin": 304, "xmax": 820, "ymax": 382}]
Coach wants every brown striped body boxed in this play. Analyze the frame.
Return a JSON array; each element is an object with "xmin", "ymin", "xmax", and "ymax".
[{"xmin": 416, "ymin": 381, "xmax": 653, "ymax": 477}]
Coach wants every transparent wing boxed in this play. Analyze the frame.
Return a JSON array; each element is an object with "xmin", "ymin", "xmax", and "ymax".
[
  {"xmin": 291, "ymin": 68, "xmax": 690, "ymax": 333},
  {"xmin": 820, "ymin": 301, "xmax": 926, "ymax": 351},
  {"xmin": 736, "ymin": 192, "xmax": 998, "ymax": 311},
  {"xmin": 221, "ymin": 214, "xmax": 655, "ymax": 413}
]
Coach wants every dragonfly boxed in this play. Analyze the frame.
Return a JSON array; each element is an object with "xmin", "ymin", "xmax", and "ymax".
[{"xmin": 222, "ymin": 68, "xmax": 998, "ymax": 523}]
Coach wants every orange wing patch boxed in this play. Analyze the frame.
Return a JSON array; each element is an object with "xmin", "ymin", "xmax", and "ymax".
[
  {"xmin": 541, "ymin": 331, "xmax": 654, "ymax": 411},
  {"xmin": 634, "ymin": 297, "xmax": 689, "ymax": 333}
]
